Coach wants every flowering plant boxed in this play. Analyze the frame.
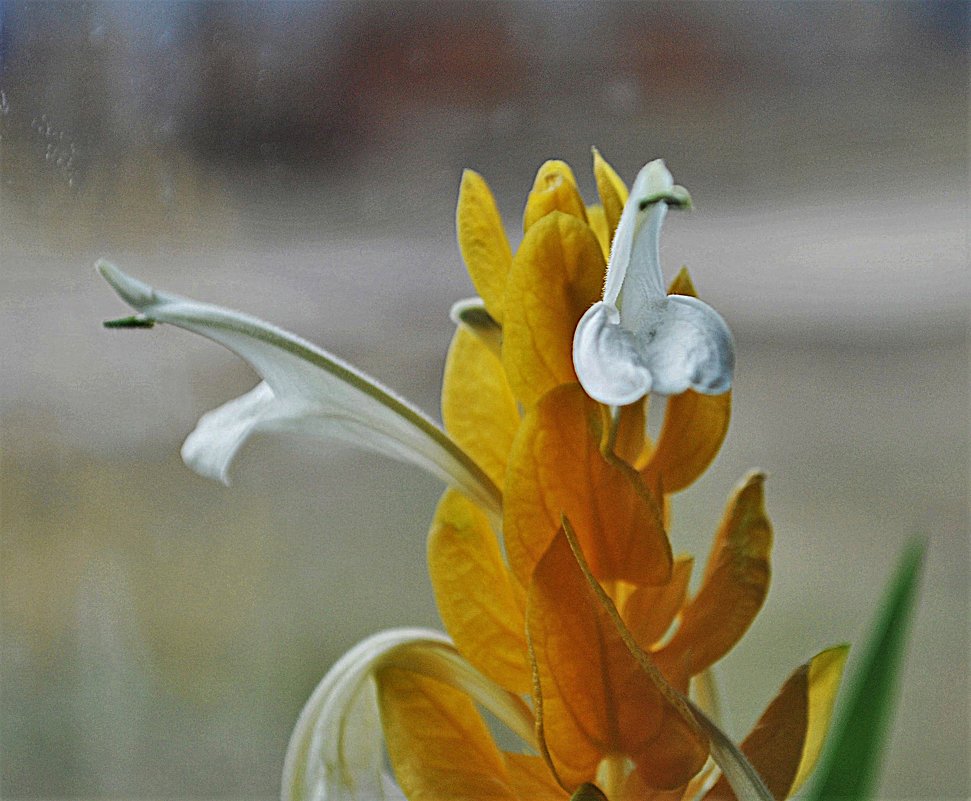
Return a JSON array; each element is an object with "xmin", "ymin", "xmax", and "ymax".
[{"xmin": 99, "ymin": 151, "xmax": 921, "ymax": 801}]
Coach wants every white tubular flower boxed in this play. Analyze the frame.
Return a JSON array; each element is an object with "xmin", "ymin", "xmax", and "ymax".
[
  {"xmin": 97, "ymin": 261, "xmax": 501, "ymax": 516},
  {"xmin": 280, "ymin": 628, "xmax": 535, "ymax": 801},
  {"xmin": 572, "ymin": 160, "xmax": 734, "ymax": 405}
]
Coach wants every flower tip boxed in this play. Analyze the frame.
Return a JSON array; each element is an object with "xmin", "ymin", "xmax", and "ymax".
[
  {"xmin": 96, "ymin": 260, "xmax": 157, "ymax": 309},
  {"xmin": 629, "ymin": 161, "xmax": 692, "ymax": 210}
]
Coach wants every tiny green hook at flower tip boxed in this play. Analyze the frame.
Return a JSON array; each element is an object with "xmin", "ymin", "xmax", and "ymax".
[
  {"xmin": 637, "ymin": 184, "xmax": 693, "ymax": 211},
  {"xmin": 103, "ymin": 314, "xmax": 155, "ymax": 329}
]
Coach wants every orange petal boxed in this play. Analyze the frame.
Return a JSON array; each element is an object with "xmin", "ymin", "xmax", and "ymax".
[
  {"xmin": 622, "ymin": 555, "xmax": 694, "ymax": 649},
  {"xmin": 442, "ymin": 324, "xmax": 520, "ymax": 489},
  {"xmin": 523, "ymin": 160, "xmax": 588, "ymax": 232},
  {"xmin": 501, "ymin": 213, "xmax": 606, "ymax": 408},
  {"xmin": 527, "ymin": 529, "xmax": 666, "ymax": 788},
  {"xmin": 528, "ymin": 528, "xmax": 709, "ymax": 791},
  {"xmin": 427, "ymin": 489, "xmax": 530, "ymax": 695},
  {"xmin": 654, "ymin": 472, "xmax": 772, "ymax": 686},
  {"xmin": 641, "ymin": 389, "xmax": 731, "ymax": 494},
  {"xmin": 504, "ymin": 384, "xmax": 671, "ymax": 587},
  {"xmin": 457, "ymin": 169, "xmax": 513, "ymax": 323},
  {"xmin": 701, "ymin": 646, "xmax": 848, "ymax": 801},
  {"xmin": 639, "ymin": 267, "xmax": 731, "ymax": 493},
  {"xmin": 377, "ymin": 666, "xmax": 519, "ymax": 801},
  {"xmin": 592, "ymin": 148, "xmax": 629, "ymax": 243}
]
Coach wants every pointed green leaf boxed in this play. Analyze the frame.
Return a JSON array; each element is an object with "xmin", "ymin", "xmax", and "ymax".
[{"xmin": 802, "ymin": 538, "xmax": 926, "ymax": 801}]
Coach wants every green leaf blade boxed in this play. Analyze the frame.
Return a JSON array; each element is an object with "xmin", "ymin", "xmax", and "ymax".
[{"xmin": 802, "ymin": 538, "xmax": 926, "ymax": 801}]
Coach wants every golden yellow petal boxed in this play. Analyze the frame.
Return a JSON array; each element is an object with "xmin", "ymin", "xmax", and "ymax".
[
  {"xmin": 789, "ymin": 645, "xmax": 850, "ymax": 795},
  {"xmin": 457, "ymin": 169, "xmax": 513, "ymax": 323},
  {"xmin": 654, "ymin": 472, "xmax": 772, "ymax": 686},
  {"xmin": 700, "ymin": 645, "xmax": 848, "ymax": 801},
  {"xmin": 504, "ymin": 384, "xmax": 671, "ymax": 588},
  {"xmin": 442, "ymin": 324, "xmax": 520, "ymax": 489},
  {"xmin": 501, "ymin": 213, "xmax": 606, "ymax": 408},
  {"xmin": 504, "ymin": 753, "xmax": 570, "ymax": 799},
  {"xmin": 377, "ymin": 666, "xmax": 519, "ymax": 801},
  {"xmin": 592, "ymin": 148, "xmax": 629, "ymax": 243},
  {"xmin": 523, "ymin": 160, "xmax": 588, "ymax": 232},
  {"xmin": 427, "ymin": 489, "xmax": 531, "ymax": 694}
]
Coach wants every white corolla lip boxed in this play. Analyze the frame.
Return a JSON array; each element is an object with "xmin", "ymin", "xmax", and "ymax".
[
  {"xmin": 573, "ymin": 160, "xmax": 734, "ymax": 405},
  {"xmin": 281, "ymin": 628, "xmax": 535, "ymax": 801},
  {"xmin": 97, "ymin": 261, "xmax": 502, "ymax": 516}
]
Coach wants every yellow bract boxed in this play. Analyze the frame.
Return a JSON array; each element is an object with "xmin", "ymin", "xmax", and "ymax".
[
  {"xmin": 377, "ymin": 666, "xmax": 519, "ymax": 801},
  {"xmin": 457, "ymin": 170, "xmax": 513, "ymax": 324},
  {"xmin": 654, "ymin": 471, "xmax": 773, "ymax": 689},
  {"xmin": 592, "ymin": 147, "xmax": 629, "ymax": 241},
  {"xmin": 377, "ymin": 151, "xmax": 846, "ymax": 801},
  {"xmin": 427, "ymin": 490, "xmax": 530, "ymax": 694},
  {"xmin": 442, "ymin": 324, "xmax": 519, "ymax": 489},
  {"xmin": 701, "ymin": 646, "xmax": 849, "ymax": 801},
  {"xmin": 528, "ymin": 529, "xmax": 709, "ymax": 791},
  {"xmin": 523, "ymin": 160, "xmax": 589, "ymax": 232},
  {"xmin": 501, "ymin": 211, "xmax": 606, "ymax": 408}
]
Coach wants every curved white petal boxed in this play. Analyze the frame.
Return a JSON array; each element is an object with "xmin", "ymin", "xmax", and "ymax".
[
  {"xmin": 97, "ymin": 261, "xmax": 501, "ymax": 515},
  {"xmin": 281, "ymin": 628, "xmax": 535, "ymax": 801},
  {"xmin": 602, "ymin": 160, "xmax": 673, "ymax": 307},
  {"xmin": 573, "ymin": 302, "xmax": 653, "ymax": 405},
  {"xmin": 618, "ymin": 200, "xmax": 668, "ymax": 331},
  {"xmin": 636, "ymin": 295, "xmax": 734, "ymax": 396},
  {"xmin": 282, "ymin": 629, "xmax": 439, "ymax": 801},
  {"xmin": 574, "ymin": 294, "xmax": 733, "ymax": 403}
]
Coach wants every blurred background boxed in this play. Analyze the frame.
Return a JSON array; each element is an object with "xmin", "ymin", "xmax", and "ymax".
[{"xmin": 1, "ymin": 1, "xmax": 967, "ymax": 798}]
